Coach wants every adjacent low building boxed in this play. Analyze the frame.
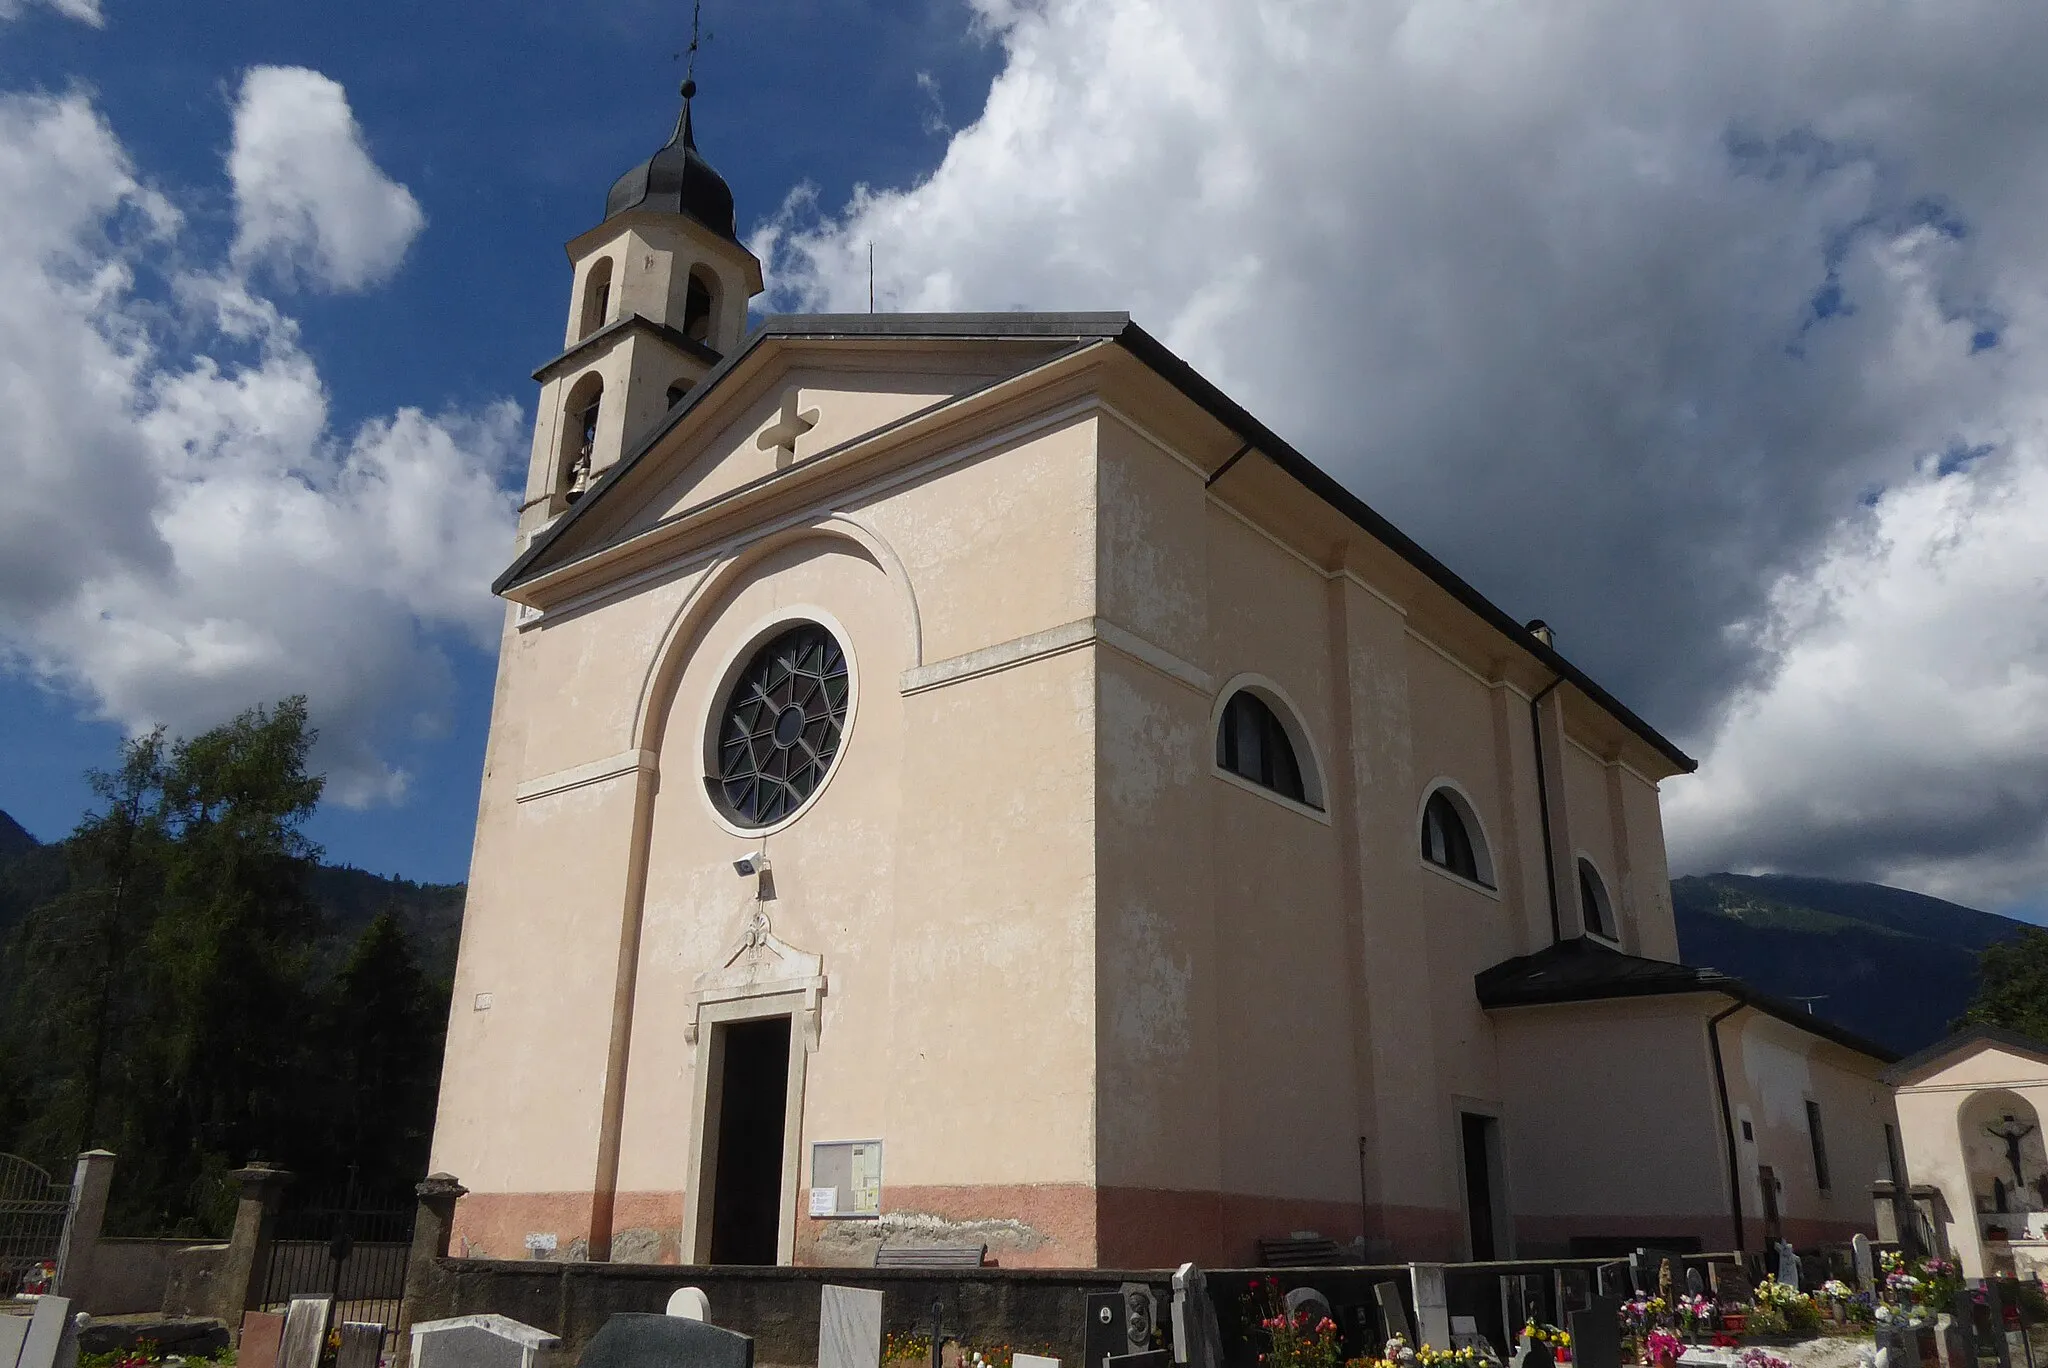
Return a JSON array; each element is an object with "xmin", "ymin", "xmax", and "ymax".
[
  {"xmin": 1889, "ymin": 1026, "xmax": 2048, "ymax": 1280},
  {"xmin": 427, "ymin": 89, "xmax": 1899, "ymax": 1269}
]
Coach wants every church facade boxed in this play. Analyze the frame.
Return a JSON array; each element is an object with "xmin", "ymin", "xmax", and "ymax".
[{"xmin": 429, "ymin": 94, "xmax": 1901, "ymax": 1269}]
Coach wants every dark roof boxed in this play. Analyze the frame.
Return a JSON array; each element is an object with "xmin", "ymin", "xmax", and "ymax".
[
  {"xmin": 531, "ymin": 314, "xmax": 721, "ymax": 384},
  {"xmin": 1475, "ymin": 936, "xmax": 1899, "ymax": 1062},
  {"xmin": 605, "ymin": 94, "xmax": 736, "ymax": 241},
  {"xmin": 1885, "ymin": 1024, "xmax": 2048, "ymax": 1085},
  {"xmin": 501, "ymin": 311, "xmax": 1694, "ymax": 773}
]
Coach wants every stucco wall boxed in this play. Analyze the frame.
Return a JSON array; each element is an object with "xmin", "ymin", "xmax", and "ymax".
[{"xmin": 1895, "ymin": 1042, "xmax": 2048, "ymax": 1279}]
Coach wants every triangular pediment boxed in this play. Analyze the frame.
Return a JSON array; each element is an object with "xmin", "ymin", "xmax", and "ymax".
[{"xmin": 499, "ymin": 317, "xmax": 1121, "ymax": 602}]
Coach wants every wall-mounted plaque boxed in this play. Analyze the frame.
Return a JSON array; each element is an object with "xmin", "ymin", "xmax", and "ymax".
[{"xmin": 810, "ymin": 1139, "xmax": 882, "ymax": 1218}]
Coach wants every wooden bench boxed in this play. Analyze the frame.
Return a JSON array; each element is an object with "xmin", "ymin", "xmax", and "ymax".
[
  {"xmin": 1256, "ymin": 1236, "xmax": 1346, "ymax": 1267},
  {"xmin": 873, "ymin": 1242, "xmax": 989, "ymax": 1268}
]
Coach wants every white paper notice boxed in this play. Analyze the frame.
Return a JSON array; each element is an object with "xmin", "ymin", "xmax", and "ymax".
[{"xmin": 809, "ymin": 1186, "xmax": 839, "ymax": 1217}]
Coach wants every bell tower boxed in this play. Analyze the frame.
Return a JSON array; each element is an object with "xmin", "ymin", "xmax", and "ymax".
[{"xmin": 521, "ymin": 79, "xmax": 765, "ymax": 530}]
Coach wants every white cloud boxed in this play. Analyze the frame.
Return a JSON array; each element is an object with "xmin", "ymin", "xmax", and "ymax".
[
  {"xmin": 756, "ymin": 0, "xmax": 2048, "ymax": 907},
  {"xmin": 0, "ymin": 87, "xmax": 518, "ymax": 806},
  {"xmin": 0, "ymin": 0, "xmax": 103, "ymax": 27},
  {"xmin": 229, "ymin": 66, "xmax": 425, "ymax": 292}
]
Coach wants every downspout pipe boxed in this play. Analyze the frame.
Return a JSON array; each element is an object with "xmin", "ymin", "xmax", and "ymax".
[
  {"xmin": 1708, "ymin": 1000, "xmax": 1749, "ymax": 1252},
  {"xmin": 1529, "ymin": 672, "xmax": 1565, "ymax": 944}
]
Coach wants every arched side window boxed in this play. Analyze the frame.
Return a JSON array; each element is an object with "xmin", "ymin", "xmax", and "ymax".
[
  {"xmin": 559, "ymin": 373, "xmax": 604, "ymax": 503},
  {"xmin": 1421, "ymin": 787, "xmax": 1494, "ymax": 888},
  {"xmin": 580, "ymin": 258, "xmax": 614, "ymax": 340},
  {"xmin": 1578, "ymin": 857, "xmax": 1618, "ymax": 941},
  {"xmin": 683, "ymin": 267, "xmax": 717, "ymax": 344},
  {"xmin": 1215, "ymin": 688, "xmax": 1321, "ymax": 809}
]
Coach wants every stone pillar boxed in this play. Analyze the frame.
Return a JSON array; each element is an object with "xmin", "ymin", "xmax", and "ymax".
[
  {"xmin": 53, "ymin": 1149, "xmax": 116, "ymax": 1306},
  {"xmin": 395, "ymin": 1174, "xmax": 468, "ymax": 1368},
  {"xmin": 215, "ymin": 1163, "xmax": 292, "ymax": 1331},
  {"xmin": 1873, "ymin": 1181, "xmax": 1901, "ymax": 1242}
]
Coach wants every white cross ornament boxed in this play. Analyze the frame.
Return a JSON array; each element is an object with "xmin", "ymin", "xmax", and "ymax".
[{"xmin": 756, "ymin": 388, "xmax": 819, "ymax": 467}]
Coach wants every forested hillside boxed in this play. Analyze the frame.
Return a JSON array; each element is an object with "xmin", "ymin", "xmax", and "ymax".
[
  {"xmin": 1673, "ymin": 872, "xmax": 2025, "ymax": 1056},
  {"xmin": 0, "ymin": 701, "xmax": 458, "ymax": 1236}
]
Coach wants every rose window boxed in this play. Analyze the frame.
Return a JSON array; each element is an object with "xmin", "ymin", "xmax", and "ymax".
[{"xmin": 712, "ymin": 623, "xmax": 849, "ymax": 826}]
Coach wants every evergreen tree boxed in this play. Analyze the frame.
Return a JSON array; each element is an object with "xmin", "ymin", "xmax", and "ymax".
[{"xmin": 1959, "ymin": 926, "xmax": 2048, "ymax": 1041}]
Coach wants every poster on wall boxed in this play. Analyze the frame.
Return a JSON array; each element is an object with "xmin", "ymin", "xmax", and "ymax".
[{"xmin": 810, "ymin": 1139, "xmax": 883, "ymax": 1218}]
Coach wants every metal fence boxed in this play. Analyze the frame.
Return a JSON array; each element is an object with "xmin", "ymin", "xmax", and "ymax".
[
  {"xmin": 0, "ymin": 1154, "xmax": 72, "ymax": 1297},
  {"xmin": 259, "ymin": 1173, "xmax": 415, "ymax": 1349}
]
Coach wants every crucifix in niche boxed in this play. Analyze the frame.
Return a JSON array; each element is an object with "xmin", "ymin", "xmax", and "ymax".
[
  {"xmin": 757, "ymin": 388, "xmax": 818, "ymax": 468},
  {"xmin": 1990, "ymin": 1113, "xmax": 2037, "ymax": 1194}
]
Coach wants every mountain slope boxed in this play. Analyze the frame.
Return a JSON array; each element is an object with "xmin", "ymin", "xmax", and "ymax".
[
  {"xmin": 1673, "ymin": 873, "xmax": 2024, "ymax": 1056},
  {"xmin": 0, "ymin": 808, "xmax": 462, "ymax": 980}
]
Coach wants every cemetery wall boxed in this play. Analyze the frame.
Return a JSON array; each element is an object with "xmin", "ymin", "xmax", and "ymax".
[{"xmin": 80, "ymin": 1237, "xmax": 190, "ymax": 1315}]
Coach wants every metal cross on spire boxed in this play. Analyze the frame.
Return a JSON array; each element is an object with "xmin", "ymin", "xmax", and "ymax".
[{"xmin": 685, "ymin": 0, "xmax": 704, "ymax": 88}]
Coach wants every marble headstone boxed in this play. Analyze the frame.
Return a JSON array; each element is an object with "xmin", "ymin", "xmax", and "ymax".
[
  {"xmin": 1409, "ymin": 1265, "xmax": 1450, "ymax": 1351},
  {"xmin": 1169, "ymin": 1264, "xmax": 1222, "ymax": 1368},
  {"xmin": 578, "ymin": 1314, "xmax": 752, "ymax": 1368},
  {"xmin": 278, "ymin": 1298, "xmax": 334, "ymax": 1368},
  {"xmin": 1853, "ymin": 1234, "xmax": 1875, "ymax": 1292},
  {"xmin": 0, "ymin": 1314, "xmax": 32, "ymax": 1368},
  {"xmin": 1016, "ymin": 1358, "xmax": 1060, "ymax": 1368},
  {"xmin": 411, "ymin": 1314, "xmax": 560, "ymax": 1368},
  {"xmin": 1374, "ymin": 1283, "xmax": 1414, "ymax": 1346},
  {"xmin": 667, "ymin": 1290, "xmax": 710, "ymax": 1322},
  {"xmin": 1284, "ymin": 1289, "xmax": 1333, "ymax": 1330},
  {"xmin": 1567, "ymin": 1298, "xmax": 1620, "ymax": 1368},
  {"xmin": 335, "ymin": 1323, "xmax": 383, "ymax": 1368},
  {"xmin": 1707, "ymin": 1265, "xmax": 1750, "ymax": 1305},
  {"xmin": 240, "ymin": 1310, "xmax": 287, "ymax": 1368},
  {"xmin": 819, "ymin": 1286, "xmax": 884, "ymax": 1368},
  {"xmin": 1101, "ymin": 1355, "xmax": 1170, "ymax": 1368},
  {"xmin": 15, "ymin": 1298, "xmax": 71, "ymax": 1368}
]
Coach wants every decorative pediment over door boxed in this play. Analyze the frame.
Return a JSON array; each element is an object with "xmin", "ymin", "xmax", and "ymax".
[{"xmin": 683, "ymin": 909, "xmax": 827, "ymax": 1049}]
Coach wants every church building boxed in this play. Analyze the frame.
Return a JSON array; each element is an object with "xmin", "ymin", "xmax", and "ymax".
[{"xmin": 429, "ymin": 88, "xmax": 1902, "ymax": 1269}]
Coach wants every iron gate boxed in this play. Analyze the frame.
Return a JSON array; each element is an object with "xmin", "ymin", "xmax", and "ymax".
[
  {"xmin": 0, "ymin": 1154, "xmax": 72, "ymax": 1297},
  {"xmin": 260, "ymin": 1172, "xmax": 415, "ymax": 1346}
]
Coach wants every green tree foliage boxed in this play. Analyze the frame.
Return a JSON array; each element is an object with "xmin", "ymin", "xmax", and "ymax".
[
  {"xmin": 1959, "ymin": 927, "xmax": 2048, "ymax": 1041},
  {"xmin": 0, "ymin": 699, "xmax": 452, "ymax": 1235}
]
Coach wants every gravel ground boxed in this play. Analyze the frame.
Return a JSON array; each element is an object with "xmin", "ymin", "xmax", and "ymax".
[{"xmin": 1776, "ymin": 1336, "xmax": 1876, "ymax": 1368}]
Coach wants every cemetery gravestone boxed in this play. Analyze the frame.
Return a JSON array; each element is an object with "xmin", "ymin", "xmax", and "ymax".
[
  {"xmin": 1016, "ymin": 1358, "xmax": 1060, "ymax": 1368},
  {"xmin": 1085, "ymin": 1292, "xmax": 1129, "ymax": 1368},
  {"xmin": 1853, "ymin": 1235, "xmax": 1876, "ymax": 1293},
  {"xmin": 334, "ymin": 1323, "xmax": 382, "ymax": 1368},
  {"xmin": 1374, "ymin": 1283, "xmax": 1414, "ymax": 1347},
  {"xmin": 1775, "ymin": 1242, "xmax": 1799, "ymax": 1290},
  {"xmin": 1982, "ymin": 1281, "xmax": 2012, "ymax": 1368},
  {"xmin": 1684, "ymin": 1268, "xmax": 1704, "ymax": 1299},
  {"xmin": 1594, "ymin": 1265, "xmax": 1629, "ymax": 1301},
  {"xmin": 1284, "ymin": 1289, "xmax": 1334, "ymax": 1330},
  {"xmin": 239, "ymin": 1311, "xmax": 286, "ymax": 1368},
  {"xmin": 667, "ymin": 1289, "xmax": 710, "ymax": 1321},
  {"xmin": 1707, "ymin": 1265, "xmax": 1750, "ymax": 1306},
  {"xmin": 819, "ymin": 1286, "xmax": 884, "ymax": 1368},
  {"xmin": 411, "ymin": 1314, "xmax": 561, "ymax": 1368},
  {"xmin": 1567, "ymin": 1298, "xmax": 1620, "ymax": 1368},
  {"xmin": 1, "ymin": 1315, "xmax": 30, "ymax": 1368},
  {"xmin": 1507, "ymin": 1330, "xmax": 1554, "ymax": 1368},
  {"xmin": 1409, "ymin": 1265, "xmax": 1450, "ymax": 1351},
  {"xmin": 578, "ymin": 1314, "xmax": 752, "ymax": 1368},
  {"xmin": 1170, "ymin": 1264, "xmax": 1222, "ymax": 1368},
  {"xmin": 15, "ymin": 1298, "xmax": 70, "ymax": 1368},
  {"xmin": 1102, "ymin": 1354, "xmax": 1170, "ymax": 1368},
  {"xmin": 1554, "ymin": 1269, "xmax": 1592, "ymax": 1320},
  {"xmin": 1448, "ymin": 1317, "xmax": 1492, "ymax": 1361},
  {"xmin": 278, "ymin": 1298, "xmax": 333, "ymax": 1368}
]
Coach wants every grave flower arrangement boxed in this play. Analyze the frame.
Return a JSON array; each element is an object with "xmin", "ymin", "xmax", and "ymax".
[
  {"xmin": 1675, "ymin": 1294, "xmax": 1715, "ymax": 1339},
  {"xmin": 1749, "ymin": 1277, "xmax": 1821, "ymax": 1334},
  {"xmin": 1246, "ymin": 1278, "xmax": 1345, "ymax": 1368},
  {"xmin": 1523, "ymin": 1322, "xmax": 1571, "ymax": 1361},
  {"xmin": 1736, "ymin": 1349, "xmax": 1790, "ymax": 1368},
  {"xmin": 1643, "ymin": 1330, "xmax": 1684, "ymax": 1367},
  {"xmin": 1620, "ymin": 1297, "xmax": 1667, "ymax": 1338}
]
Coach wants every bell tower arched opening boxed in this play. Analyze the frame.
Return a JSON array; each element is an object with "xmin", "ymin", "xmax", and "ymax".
[
  {"xmin": 559, "ymin": 373, "xmax": 604, "ymax": 505},
  {"xmin": 683, "ymin": 268, "xmax": 718, "ymax": 344},
  {"xmin": 579, "ymin": 258, "xmax": 615, "ymax": 340}
]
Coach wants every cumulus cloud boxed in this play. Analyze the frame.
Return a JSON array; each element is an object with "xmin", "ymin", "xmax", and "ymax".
[
  {"xmin": 229, "ymin": 66, "xmax": 425, "ymax": 292},
  {"xmin": 0, "ymin": 0, "xmax": 103, "ymax": 27},
  {"xmin": 756, "ymin": 0, "xmax": 2048, "ymax": 907},
  {"xmin": 0, "ymin": 86, "xmax": 518, "ymax": 805}
]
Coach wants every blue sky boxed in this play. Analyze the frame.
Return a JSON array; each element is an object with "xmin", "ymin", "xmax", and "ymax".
[{"xmin": 0, "ymin": 0, "xmax": 999, "ymax": 880}]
